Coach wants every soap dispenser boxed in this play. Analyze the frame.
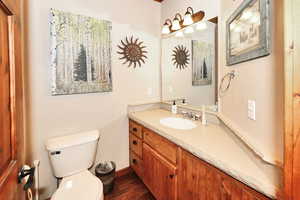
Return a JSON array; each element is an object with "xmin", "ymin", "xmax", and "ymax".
[{"xmin": 172, "ymin": 101, "xmax": 177, "ymax": 114}]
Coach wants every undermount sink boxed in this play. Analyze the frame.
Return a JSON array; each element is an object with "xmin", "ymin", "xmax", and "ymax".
[{"xmin": 160, "ymin": 117, "xmax": 197, "ymax": 130}]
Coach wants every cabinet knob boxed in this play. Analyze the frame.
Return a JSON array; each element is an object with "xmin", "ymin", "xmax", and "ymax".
[
  {"xmin": 132, "ymin": 159, "xmax": 137, "ymax": 164},
  {"xmin": 169, "ymin": 174, "xmax": 174, "ymax": 179},
  {"xmin": 132, "ymin": 140, "xmax": 138, "ymax": 145},
  {"xmin": 133, "ymin": 127, "xmax": 137, "ymax": 132}
]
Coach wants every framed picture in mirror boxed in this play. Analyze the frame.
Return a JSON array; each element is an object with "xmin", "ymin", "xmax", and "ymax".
[
  {"xmin": 192, "ymin": 40, "xmax": 214, "ymax": 86},
  {"xmin": 226, "ymin": 0, "xmax": 271, "ymax": 66}
]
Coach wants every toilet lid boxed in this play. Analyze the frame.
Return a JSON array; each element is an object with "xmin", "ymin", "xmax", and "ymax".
[{"xmin": 51, "ymin": 170, "xmax": 103, "ymax": 200}]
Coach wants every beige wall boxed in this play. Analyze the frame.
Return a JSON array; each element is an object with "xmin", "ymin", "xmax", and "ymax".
[
  {"xmin": 25, "ymin": 0, "xmax": 161, "ymax": 199},
  {"xmin": 218, "ymin": 0, "xmax": 284, "ymax": 165}
]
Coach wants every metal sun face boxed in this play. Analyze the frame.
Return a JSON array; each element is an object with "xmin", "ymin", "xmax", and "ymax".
[
  {"xmin": 117, "ymin": 36, "xmax": 148, "ymax": 68},
  {"xmin": 172, "ymin": 45, "xmax": 190, "ymax": 70}
]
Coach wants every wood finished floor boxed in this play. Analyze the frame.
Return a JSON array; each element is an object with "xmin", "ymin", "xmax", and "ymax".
[
  {"xmin": 105, "ymin": 172, "xmax": 155, "ymax": 200},
  {"xmin": 46, "ymin": 172, "xmax": 154, "ymax": 200}
]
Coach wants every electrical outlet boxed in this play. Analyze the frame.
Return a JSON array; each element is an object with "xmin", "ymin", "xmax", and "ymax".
[{"xmin": 247, "ymin": 100, "xmax": 256, "ymax": 120}]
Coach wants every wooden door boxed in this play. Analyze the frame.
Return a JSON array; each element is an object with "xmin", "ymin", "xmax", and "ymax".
[
  {"xmin": 284, "ymin": 0, "xmax": 300, "ymax": 199},
  {"xmin": 0, "ymin": 0, "xmax": 25, "ymax": 200},
  {"xmin": 143, "ymin": 143, "xmax": 177, "ymax": 200}
]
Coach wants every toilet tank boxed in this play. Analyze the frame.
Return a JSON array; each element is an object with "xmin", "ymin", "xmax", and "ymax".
[{"xmin": 46, "ymin": 130, "xmax": 100, "ymax": 178}]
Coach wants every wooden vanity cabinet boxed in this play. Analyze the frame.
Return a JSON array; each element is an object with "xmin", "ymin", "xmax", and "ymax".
[
  {"xmin": 143, "ymin": 127, "xmax": 178, "ymax": 164},
  {"xmin": 179, "ymin": 149, "xmax": 270, "ymax": 200},
  {"xmin": 143, "ymin": 143, "xmax": 177, "ymax": 200},
  {"xmin": 129, "ymin": 120, "xmax": 272, "ymax": 200},
  {"xmin": 129, "ymin": 120, "xmax": 144, "ymax": 178},
  {"xmin": 130, "ymin": 151, "xmax": 143, "ymax": 178}
]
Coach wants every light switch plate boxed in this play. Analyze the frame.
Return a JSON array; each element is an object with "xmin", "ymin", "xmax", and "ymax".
[{"xmin": 247, "ymin": 100, "xmax": 256, "ymax": 120}]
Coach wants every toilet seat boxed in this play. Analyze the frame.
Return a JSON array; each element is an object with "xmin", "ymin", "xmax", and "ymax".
[{"xmin": 51, "ymin": 170, "xmax": 103, "ymax": 200}]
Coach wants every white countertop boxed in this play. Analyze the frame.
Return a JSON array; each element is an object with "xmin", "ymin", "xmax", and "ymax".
[{"xmin": 128, "ymin": 109, "xmax": 281, "ymax": 199}]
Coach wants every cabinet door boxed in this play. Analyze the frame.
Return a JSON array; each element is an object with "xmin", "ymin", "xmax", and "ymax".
[
  {"xmin": 179, "ymin": 150, "xmax": 271, "ymax": 200},
  {"xmin": 143, "ymin": 143, "xmax": 177, "ymax": 200},
  {"xmin": 178, "ymin": 150, "xmax": 208, "ymax": 200},
  {"xmin": 179, "ymin": 150, "xmax": 243, "ymax": 200},
  {"xmin": 241, "ymin": 188, "xmax": 270, "ymax": 200},
  {"xmin": 220, "ymin": 176, "xmax": 242, "ymax": 200},
  {"xmin": 130, "ymin": 151, "xmax": 143, "ymax": 178}
]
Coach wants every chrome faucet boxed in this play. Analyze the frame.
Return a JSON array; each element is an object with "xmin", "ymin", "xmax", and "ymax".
[{"xmin": 181, "ymin": 111, "xmax": 201, "ymax": 121}]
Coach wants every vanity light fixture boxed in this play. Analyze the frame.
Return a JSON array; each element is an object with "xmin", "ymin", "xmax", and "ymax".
[
  {"xmin": 171, "ymin": 13, "xmax": 183, "ymax": 31},
  {"xmin": 162, "ymin": 19, "xmax": 172, "ymax": 34},
  {"xmin": 161, "ymin": 7, "xmax": 205, "ymax": 35},
  {"xmin": 183, "ymin": 7, "xmax": 194, "ymax": 26}
]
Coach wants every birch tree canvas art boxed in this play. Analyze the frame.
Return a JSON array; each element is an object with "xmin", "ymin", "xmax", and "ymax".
[
  {"xmin": 192, "ymin": 40, "xmax": 214, "ymax": 86},
  {"xmin": 50, "ymin": 9, "xmax": 112, "ymax": 95}
]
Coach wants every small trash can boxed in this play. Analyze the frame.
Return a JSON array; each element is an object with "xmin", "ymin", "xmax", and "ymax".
[{"xmin": 95, "ymin": 161, "xmax": 116, "ymax": 194}]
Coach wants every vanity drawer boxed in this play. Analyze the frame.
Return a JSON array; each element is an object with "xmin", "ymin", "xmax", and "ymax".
[
  {"xmin": 129, "ymin": 133, "xmax": 142, "ymax": 157},
  {"xmin": 129, "ymin": 120, "xmax": 143, "ymax": 139},
  {"xmin": 143, "ymin": 127, "xmax": 177, "ymax": 165},
  {"xmin": 130, "ymin": 151, "xmax": 143, "ymax": 178}
]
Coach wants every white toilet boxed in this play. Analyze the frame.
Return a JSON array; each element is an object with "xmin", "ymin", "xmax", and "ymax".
[{"xmin": 46, "ymin": 130, "xmax": 104, "ymax": 200}]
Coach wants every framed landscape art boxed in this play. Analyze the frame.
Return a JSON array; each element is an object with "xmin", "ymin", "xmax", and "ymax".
[
  {"xmin": 226, "ymin": 0, "xmax": 271, "ymax": 66},
  {"xmin": 50, "ymin": 9, "xmax": 112, "ymax": 95}
]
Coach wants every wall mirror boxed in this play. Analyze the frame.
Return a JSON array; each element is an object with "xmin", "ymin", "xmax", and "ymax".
[{"xmin": 161, "ymin": 18, "xmax": 218, "ymax": 112}]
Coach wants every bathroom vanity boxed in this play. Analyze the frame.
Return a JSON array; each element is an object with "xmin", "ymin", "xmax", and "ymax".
[{"xmin": 128, "ymin": 109, "xmax": 280, "ymax": 200}]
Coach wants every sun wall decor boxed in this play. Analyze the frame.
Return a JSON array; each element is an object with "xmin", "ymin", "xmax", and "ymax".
[
  {"xmin": 172, "ymin": 45, "xmax": 190, "ymax": 70},
  {"xmin": 117, "ymin": 36, "xmax": 148, "ymax": 68}
]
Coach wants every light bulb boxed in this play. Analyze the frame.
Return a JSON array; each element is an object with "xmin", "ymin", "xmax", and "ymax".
[
  {"xmin": 196, "ymin": 22, "xmax": 207, "ymax": 30},
  {"xmin": 184, "ymin": 26, "xmax": 194, "ymax": 34},
  {"xmin": 175, "ymin": 31, "xmax": 184, "ymax": 37},
  {"xmin": 183, "ymin": 13, "xmax": 194, "ymax": 26},
  {"xmin": 172, "ymin": 19, "xmax": 181, "ymax": 31},
  {"xmin": 162, "ymin": 24, "xmax": 170, "ymax": 34}
]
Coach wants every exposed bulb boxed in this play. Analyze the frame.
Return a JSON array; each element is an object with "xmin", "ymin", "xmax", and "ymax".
[
  {"xmin": 172, "ymin": 19, "xmax": 181, "ymax": 31},
  {"xmin": 183, "ymin": 13, "xmax": 194, "ymax": 26},
  {"xmin": 162, "ymin": 24, "xmax": 170, "ymax": 34}
]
